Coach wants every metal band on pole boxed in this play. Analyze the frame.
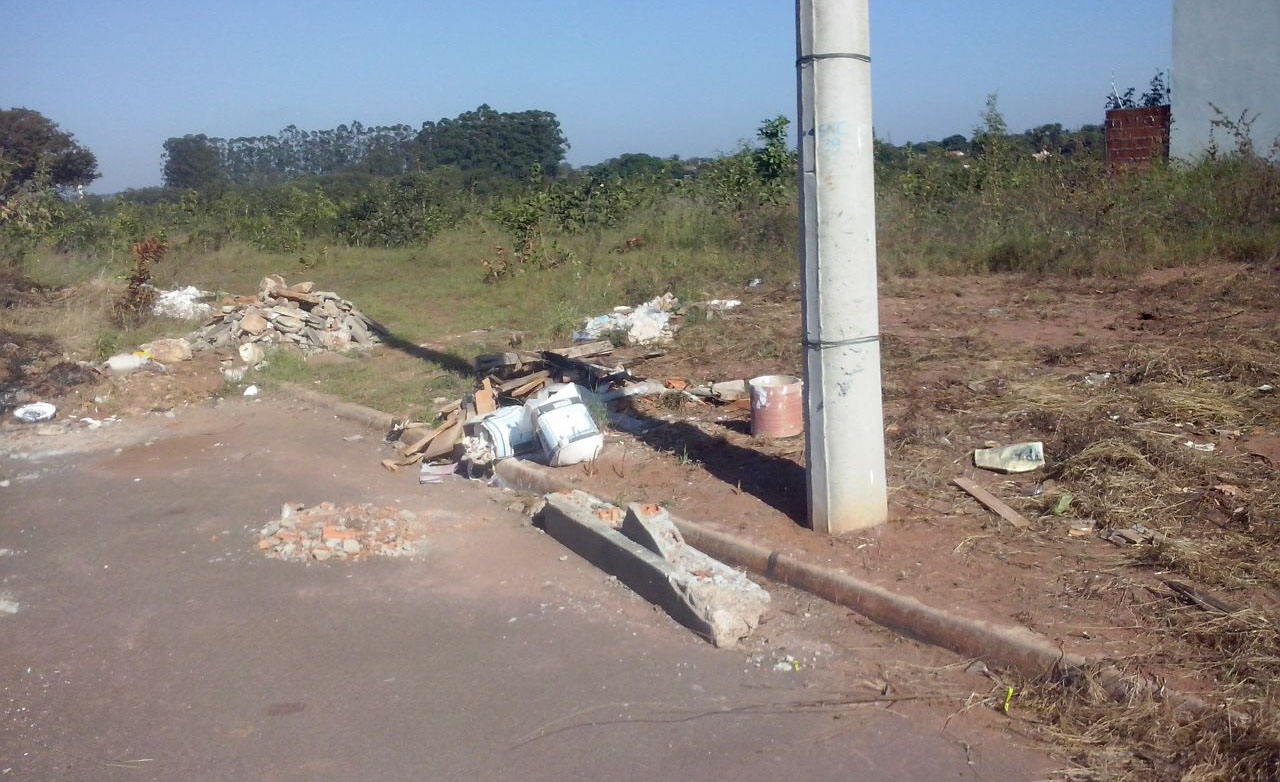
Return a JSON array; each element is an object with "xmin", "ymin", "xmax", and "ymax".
[
  {"xmin": 801, "ymin": 335, "xmax": 880, "ymax": 350},
  {"xmin": 796, "ymin": 52, "xmax": 871, "ymax": 66}
]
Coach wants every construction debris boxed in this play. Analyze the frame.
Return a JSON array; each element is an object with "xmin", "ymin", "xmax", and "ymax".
[
  {"xmin": 378, "ymin": 305, "xmax": 762, "ymax": 475},
  {"xmin": 953, "ymin": 477, "xmax": 1032, "ymax": 529},
  {"xmin": 255, "ymin": 502, "xmax": 421, "ymax": 562},
  {"xmin": 1101, "ymin": 523, "xmax": 1166, "ymax": 546},
  {"xmin": 152, "ymin": 286, "xmax": 213, "ymax": 320},
  {"xmin": 189, "ymin": 275, "xmax": 383, "ymax": 355},
  {"xmin": 12, "ymin": 402, "xmax": 56, "ymax": 423},
  {"xmin": 538, "ymin": 491, "xmax": 770, "ymax": 647},
  {"xmin": 973, "ymin": 441, "xmax": 1045, "ymax": 473},
  {"xmin": 577, "ymin": 293, "xmax": 679, "ymax": 346},
  {"xmin": 140, "ymin": 338, "xmax": 192, "ymax": 365}
]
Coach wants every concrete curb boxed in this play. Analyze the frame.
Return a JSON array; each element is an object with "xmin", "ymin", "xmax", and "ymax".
[
  {"xmin": 671, "ymin": 519, "xmax": 1086, "ymax": 675},
  {"xmin": 491, "ymin": 459, "xmax": 1078, "ymax": 674},
  {"xmin": 489, "ymin": 459, "xmax": 1215, "ymax": 715},
  {"xmin": 494, "ymin": 458, "xmax": 576, "ymax": 496},
  {"xmin": 280, "ymin": 384, "xmax": 396, "ymax": 432}
]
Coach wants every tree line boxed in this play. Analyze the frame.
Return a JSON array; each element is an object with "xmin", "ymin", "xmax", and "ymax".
[{"xmin": 161, "ymin": 104, "xmax": 568, "ymax": 190}]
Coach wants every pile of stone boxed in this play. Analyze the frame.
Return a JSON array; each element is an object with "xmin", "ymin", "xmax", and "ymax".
[
  {"xmin": 190, "ymin": 275, "xmax": 382, "ymax": 354},
  {"xmin": 256, "ymin": 502, "xmax": 421, "ymax": 562}
]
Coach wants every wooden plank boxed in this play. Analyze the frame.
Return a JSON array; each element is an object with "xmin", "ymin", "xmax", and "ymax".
[
  {"xmin": 397, "ymin": 427, "xmax": 435, "ymax": 455},
  {"xmin": 546, "ymin": 341, "xmax": 613, "ymax": 360},
  {"xmin": 497, "ymin": 370, "xmax": 551, "ymax": 393},
  {"xmin": 475, "ymin": 377, "xmax": 496, "ymax": 415},
  {"xmin": 952, "ymin": 477, "xmax": 1030, "ymax": 529},
  {"xmin": 508, "ymin": 377, "xmax": 547, "ymax": 399},
  {"xmin": 475, "ymin": 352, "xmax": 522, "ymax": 373},
  {"xmin": 421, "ymin": 418, "xmax": 463, "ymax": 461},
  {"xmin": 1163, "ymin": 579, "xmax": 1239, "ymax": 614}
]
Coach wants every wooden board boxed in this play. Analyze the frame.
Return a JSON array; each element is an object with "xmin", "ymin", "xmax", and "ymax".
[
  {"xmin": 1163, "ymin": 579, "xmax": 1239, "ymax": 614},
  {"xmin": 546, "ymin": 341, "xmax": 613, "ymax": 360},
  {"xmin": 474, "ymin": 352, "xmax": 522, "ymax": 373},
  {"xmin": 475, "ymin": 377, "xmax": 496, "ymax": 415},
  {"xmin": 508, "ymin": 377, "xmax": 547, "ymax": 399},
  {"xmin": 398, "ymin": 427, "xmax": 435, "ymax": 455},
  {"xmin": 497, "ymin": 370, "xmax": 551, "ymax": 393},
  {"xmin": 952, "ymin": 477, "xmax": 1030, "ymax": 529},
  {"xmin": 420, "ymin": 418, "xmax": 463, "ymax": 461}
]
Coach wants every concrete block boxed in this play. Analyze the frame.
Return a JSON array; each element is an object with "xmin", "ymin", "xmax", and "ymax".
[
  {"xmin": 539, "ymin": 492, "xmax": 768, "ymax": 648},
  {"xmin": 623, "ymin": 503, "xmax": 770, "ymax": 648}
]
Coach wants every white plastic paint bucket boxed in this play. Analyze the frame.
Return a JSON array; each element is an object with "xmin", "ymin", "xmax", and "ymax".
[
  {"xmin": 528, "ymin": 384, "xmax": 603, "ymax": 466},
  {"xmin": 474, "ymin": 406, "xmax": 541, "ymax": 460}
]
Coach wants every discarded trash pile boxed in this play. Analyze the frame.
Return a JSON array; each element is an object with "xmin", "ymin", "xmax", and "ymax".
[
  {"xmin": 383, "ymin": 330, "xmax": 771, "ymax": 474},
  {"xmin": 256, "ymin": 502, "xmax": 421, "ymax": 562},
  {"xmin": 190, "ymin": 275, "xmax": 383, "ymax": 354},
  {"xmin": 576, "ymin": 293, "xmax": 680, "ymax": 346},
  {"xmin": 573, "ymin": 293, "xmax": 741, "ymax": 347},
  {"xmin": 384, "ymin": 339, "xmax": 623, "ymax": 473}
]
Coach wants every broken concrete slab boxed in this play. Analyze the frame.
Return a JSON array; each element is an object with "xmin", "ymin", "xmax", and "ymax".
[
  {"xmin": 622, "ymin": 503, "xmax": 770, "ymax": 648},
  {"xmin": 239, "ymin": 309, "xmax": 269, "ymax": 335},
  {"xmin": 538, "ymin": 491, "xmax": 767, "ymax": 648}
]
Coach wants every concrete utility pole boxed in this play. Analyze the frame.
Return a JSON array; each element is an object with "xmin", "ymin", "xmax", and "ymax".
[{"xmin": 795, "ymin": 0, "xmax": 888, "ymax": 533}]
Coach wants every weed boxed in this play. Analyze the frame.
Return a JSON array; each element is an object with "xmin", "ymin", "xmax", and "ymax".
[
  {"xmin": 112, "ymin": 236, "xmax": 165, "ymax": 327},
  {"xmin": 93, "ymin": 329, "xmax": 120, "ymax": 361}
]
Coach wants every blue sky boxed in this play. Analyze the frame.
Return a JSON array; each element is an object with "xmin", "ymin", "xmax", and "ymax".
[{"xmin": 3, "ymin": 1, "xmax": 1171, "ymax": 192}]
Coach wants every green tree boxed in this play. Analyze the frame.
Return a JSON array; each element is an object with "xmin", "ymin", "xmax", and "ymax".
[
  {"xmin": 0, "ymin": 108, "xmax": 99, "ymax": 200},
  {"xmin": 414, "ymin": 105, "xmax": 568, "ymax": 180},
  {"xmin": 589, "ymin": 152, "xmax": 672, "ymax": 179},
  {"xmin": 162, "ymin": 134, "xmax": 225, "ymax": 190}
]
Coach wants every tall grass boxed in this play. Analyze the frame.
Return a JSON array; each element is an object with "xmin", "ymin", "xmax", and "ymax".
[{"xmin": 5, "ymin": 116, "xmax": 1278, "ymax": 348}]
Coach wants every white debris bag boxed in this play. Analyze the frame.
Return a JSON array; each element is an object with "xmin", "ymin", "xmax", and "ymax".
[
  {"xmin": 526, "ymin": 384, "xmax": 603, "ymax": 467},
  {"xmin": 105, "ymin": 353, "xmax": 148, "ymax": 375},
  {"xmin": 152, "ymin": 286, "xmax": 213, "ymax": 320},
  {"xmin": 577, "ymin": 293, "xmax": 678, "ymax": 346}
]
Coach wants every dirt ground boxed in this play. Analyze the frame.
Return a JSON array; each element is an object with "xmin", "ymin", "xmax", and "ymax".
[
  {"xmin": 5, "ymin": 261, "xmax": 1278, "ymax": 777},
  {"xmin": 553, "ymin": 262, "xmax": 1280, "ymax": 699}
]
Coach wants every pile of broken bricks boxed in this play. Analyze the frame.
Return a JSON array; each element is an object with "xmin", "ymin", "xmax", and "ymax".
[
  {"xmin": 190, "ymin": 274, "xmax": 384, "ymax": 355},
  {"xmin": 255, "ymin": 502, "xmax": 421, "ymax": 562}
]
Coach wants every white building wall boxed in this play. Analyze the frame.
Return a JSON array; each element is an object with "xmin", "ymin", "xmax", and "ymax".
[{"xmin": 1172, "ymin": 0, "xmax": 1280, "ymax": 159}]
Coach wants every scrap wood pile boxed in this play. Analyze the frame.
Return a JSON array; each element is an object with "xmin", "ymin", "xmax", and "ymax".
[
  {"xmin": 190, "ymin": 275, "xmax": 385, "ymax": 354},
  {"xmin": 379, "ymin": 291, "xmax": 756, "ymax": 474},
  {"xmin": 382, "ymin": 338, "xmax": 751, "ymax": 473},
  {"xmin": 383, "ymin": 339, "xmax": 625, "ymax": 471}
]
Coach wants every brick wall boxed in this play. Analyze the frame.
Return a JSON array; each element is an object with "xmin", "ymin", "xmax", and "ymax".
[{"xmin": 1105, "ymin": 106, "xmax": 1171, "ymax": 168}]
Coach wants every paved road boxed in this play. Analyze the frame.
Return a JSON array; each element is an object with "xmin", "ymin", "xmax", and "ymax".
[{"xmin": 1, "ymin": 398, "xmax": 1054, "ymax": 781}]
